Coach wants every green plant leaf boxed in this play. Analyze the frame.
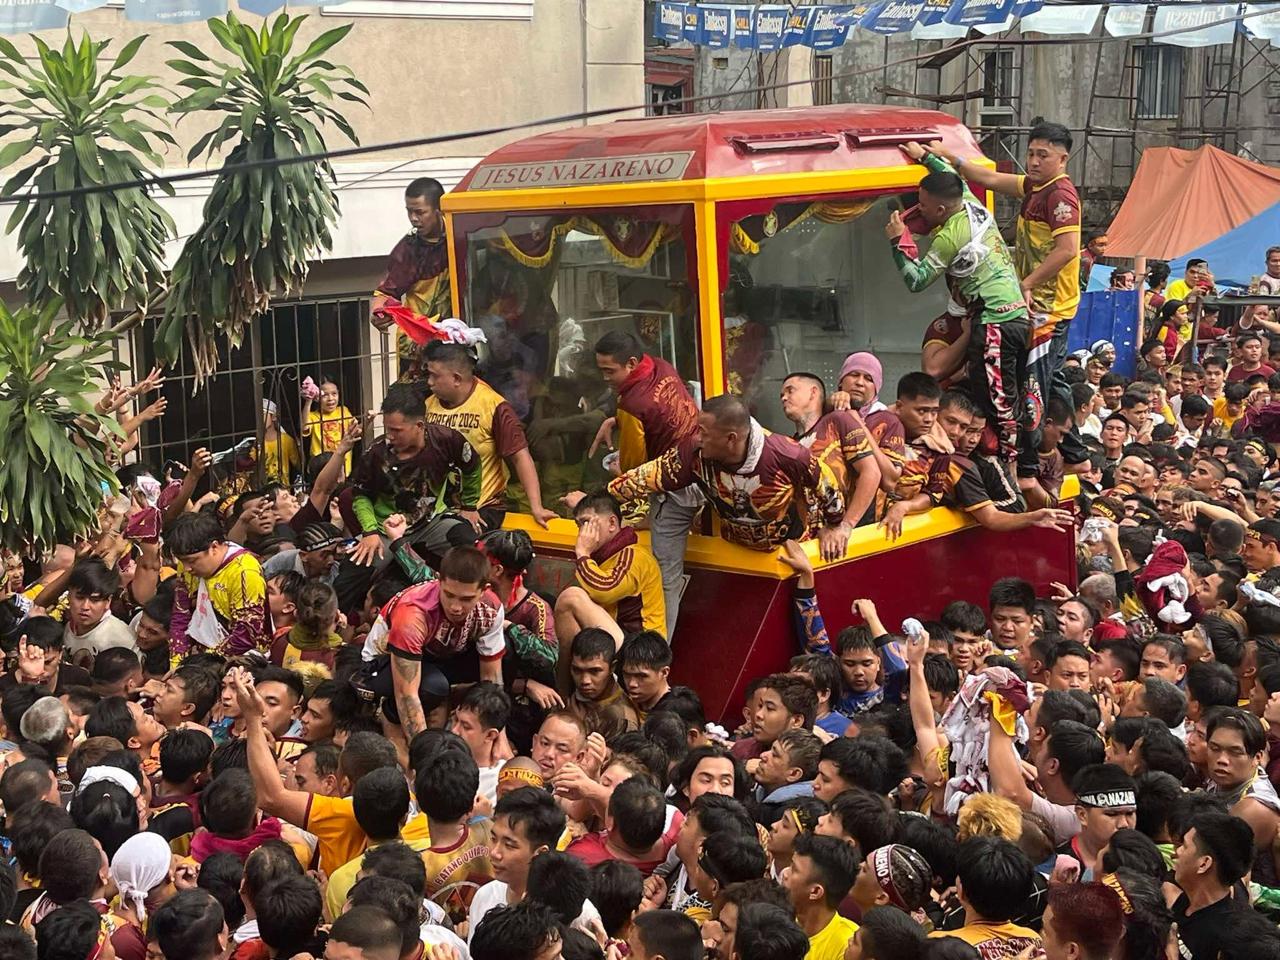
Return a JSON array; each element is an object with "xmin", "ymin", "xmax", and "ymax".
[
  {"xmin": 1, "ymin": 157, "xmax": 47, "ymax": 198},
  {"xmin": 173, "ymin": 86, "xmax": 226, "ymax": 112},
  {"xmin": 0, "ymin": 301, "xmax": 119, "ymax": 552},
  {"xmin": 167, "ymin": 38, "xmax": 212, "ymax": 60},
  {"xmin": 4, "ymin": 29, "xmax": 173, "ymax": 331},
  {"xmin": 110, "ymin": 34, "xmax": 148, "ymax": 73},
  {"xmin": 72, "ymin": 134, "xmax": 103, "ymax": 183},
  {"xmin": 162, "ymin": 11, "xmax": 362, "ymax": 384},
  {"xmin": 165, "ymin": 58, "xmax": 215, "ymax": 78},
  {"xmin": 290, "ymin": 23, "xmax": 352, "ymax": 69},
  {"xmin": 0, "ymin": 136, "xmax": 36, "ymax": 169}
]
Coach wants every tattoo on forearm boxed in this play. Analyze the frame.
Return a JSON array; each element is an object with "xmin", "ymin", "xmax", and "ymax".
[
  {"xmin": 393, "ymin": 655, "xmax": 419, "ymax": 681},
  {"xmin": 398, "ymin": 695, "xmax": 427, "ymax": 739},
  {"xmin": 391, "ymin": 656, "xmax": 426, "ymax": 738}
]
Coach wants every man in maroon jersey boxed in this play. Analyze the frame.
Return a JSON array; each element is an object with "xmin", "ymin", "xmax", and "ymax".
[{"xmin": 583, "ymin": 331, "xmax": 701, "ymax": 638}]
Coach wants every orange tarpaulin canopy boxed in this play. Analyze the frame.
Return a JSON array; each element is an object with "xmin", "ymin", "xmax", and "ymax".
[{"xmin": 1104, "ymin": 144, "xmax": 1280, "ymax": 260}]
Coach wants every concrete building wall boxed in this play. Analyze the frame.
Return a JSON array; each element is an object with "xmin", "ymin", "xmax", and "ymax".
[
  {"xmin": 688, "ymin": 25, "xmax": 1280, "ymax": 231},
  {"xmin": 0, "ymin": 0, "xmax": 645, "ymax": 287}
]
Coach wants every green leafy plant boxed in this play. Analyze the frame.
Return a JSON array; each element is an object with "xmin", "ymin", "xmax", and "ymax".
[
  {"xmin": 158, "ymin": 12, "xmax": 368, "ymax": 382},
  {"xmin": 0, "ymin": 31, "xmax": 176, "ymax": 329},
  {"xmin": 0, "ymin": 300, "xmax": 125, "ymax": 553}
]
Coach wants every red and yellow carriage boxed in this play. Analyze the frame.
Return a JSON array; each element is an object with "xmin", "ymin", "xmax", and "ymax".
[{"xmin": 441, "ymin": 104, "xmax": 1076, "ymax": 720}]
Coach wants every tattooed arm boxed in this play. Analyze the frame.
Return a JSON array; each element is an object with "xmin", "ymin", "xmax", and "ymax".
[
  {"xmin": 390, "ymin": 650, "xmax": 428, "ymax": 742},
  {"xmin": 386, "ymin": 601, "xmax": 430, "ymax": 740}
]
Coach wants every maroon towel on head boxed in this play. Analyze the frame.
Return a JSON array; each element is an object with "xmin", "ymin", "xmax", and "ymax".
[{"xmin": 189, "ymin": 816, "xmax": 284, "ymax": 863}]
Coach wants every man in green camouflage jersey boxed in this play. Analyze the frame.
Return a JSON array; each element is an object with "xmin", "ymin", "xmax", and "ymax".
[{"xmin": 886, "ymin": 142, "xmax": 1030, "ymax": 468}]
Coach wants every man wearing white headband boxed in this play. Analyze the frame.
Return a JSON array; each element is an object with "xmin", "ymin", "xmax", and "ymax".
[{"xmin": 1060, "ymin": 763, "xmax": 1137, "ymax": 881}]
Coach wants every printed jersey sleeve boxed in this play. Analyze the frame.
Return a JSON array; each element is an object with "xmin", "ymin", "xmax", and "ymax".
[
  {"xmin": 475, "ymin": 607, "xmax": 506, "ymax": 661},
  {"xmin": 793, "ymin": 586, "xmax": 832, "ymax": 656},
  {"xmin": 575, "ymin": 547, "xmax": 644, "ymax": 606},
  {"xmin": 491, "ymin": 401, "xmax": 529, "ymax": 458},
  {"xmin": 374, "ymin": 237, "xmax": 412, "ymax": 299},
  {"xmin": 391, "ymin": 540, "xmax": 438, "ymax": 584},
  {"xmin": 387, "ymin": 601, "xmax": 428, "ymax": 660},
  {"xmin": 829, "ymin": 411, "xmax": 872, "ymax": 463},
  {"xmin": 923, "ymin": 455, "xmax": 964, "ymax": 506},
  {"xmin": 350, "ymin": 442, "xmax": 384, "ymax": 534},
  {"xmin": 922, "ymin": 313, "xmax": 964, "ymax": 350},
  {"xmin": 948, "ymin": 458, "xmax": 993, "ymax": 513},
  {"xmin": 1045, "ymin": 179, "xmax": 1082, "ymax": 236},
  {"xmin": 225, "ymin": 558, "xmax": 269, "ymax": 655},
  {"xmin": 607, "ymin": 439, "xmax": 697, "ymax": 503},
  {"xmin": 169, "ymin": 572, "xmax": 194, "ymax": 659},
  {"xmin": 892, "ymin": 228, "xmax": 956, "ymax": 293},
  {"xmin": 869, "ymin": 413, "xmax": 908, "ymax": 468}
]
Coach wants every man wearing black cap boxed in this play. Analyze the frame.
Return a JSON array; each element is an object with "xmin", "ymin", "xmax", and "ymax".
[{"xmin": 263, "ymin": 522, "xmax": 343, "ymax": 584}]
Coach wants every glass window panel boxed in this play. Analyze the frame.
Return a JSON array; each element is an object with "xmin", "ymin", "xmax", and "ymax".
[
  {"xmin": 455, "ymin": 206, "xmax": 699, "ymax": 513},
  {"xmin": 721, "ymin": 195, "xmax": 951, "ymax": 436}
]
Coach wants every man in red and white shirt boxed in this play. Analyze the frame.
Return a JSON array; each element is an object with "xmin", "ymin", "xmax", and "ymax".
[{"xmin": 386, "ymin": 546, "xmax": 505, "ymax": 737}]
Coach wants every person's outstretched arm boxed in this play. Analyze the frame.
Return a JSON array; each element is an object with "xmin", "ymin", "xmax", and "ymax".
[
  {"xmin": 233, "ymin": 667, "xmax": 310, "ymax": 826},
  {"xmin": 903, "ymin": 140, "xmax": 1024, "ymax": 198},
  {"xmin": 988, "ymin": 713, "xmax": 1033, "ymax": 810}
]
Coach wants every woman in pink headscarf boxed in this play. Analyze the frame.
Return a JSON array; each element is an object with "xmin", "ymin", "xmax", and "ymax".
[{"xmin": 832, "ymin": 352, "xmax": 906, "ymax": 489}]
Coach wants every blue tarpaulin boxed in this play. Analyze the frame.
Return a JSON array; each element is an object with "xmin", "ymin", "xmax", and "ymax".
[
  {"xmin": 1067, "ymin": 289, "xmax": 1142, "ymax": 376},
  {"xmin": 1167, "ymin": 199, "xmax": 1280, "ymax": 289}
]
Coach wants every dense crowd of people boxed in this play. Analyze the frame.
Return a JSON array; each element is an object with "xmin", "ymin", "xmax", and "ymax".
[{"xmin": 6, "ymin": 127, "xmax": 1280, "ymax": 960}]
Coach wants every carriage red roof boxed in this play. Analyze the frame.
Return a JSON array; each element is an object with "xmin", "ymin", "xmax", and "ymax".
[{"xmin": 454, "ymin": 104, "xmax": 984, "ymax": 192}]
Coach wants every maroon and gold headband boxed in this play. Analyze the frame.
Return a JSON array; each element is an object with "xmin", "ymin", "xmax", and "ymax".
[
  {"xmin": 870, "ymin": 846, "xmax": 909, "ymax": 911},
  {"xmin": 1091, "ymin": 500, "xmax": 1121, "ymax": 522}
]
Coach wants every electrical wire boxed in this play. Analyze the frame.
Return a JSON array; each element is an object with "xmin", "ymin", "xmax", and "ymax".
[
  {"xmin": 0, "ymin": 153, "xmax": 430, "ymax": 284},
  {"xmin": 1, "ymin": 1, "xmax": 1276, "ymax": 206}
]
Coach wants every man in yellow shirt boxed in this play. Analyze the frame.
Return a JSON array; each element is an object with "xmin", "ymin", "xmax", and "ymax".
[
  {"xmin": 781, "ymin": 834, "xmax": 859, "ymax": 960},
  {"xmin": 233, "ymin": 666, "xmax": 398, "ymax": 875},
  {"xmin": 1167, "ymin": 258, "xmax": 1210, "ymax": 302},
  {"xmin": 554, "ymin": 492, "xmax": 666, "ymax": 654},
  {"xmin": 168, "ymin": 512, "xmax": 269, "ymax": 660},
  {"xmin": 927, "ymin": 836, "xmax": 1042, "ymax": 958},
  {"xmin": 323, "ymin": 767, "xmax": 429, "ymax": 919},
  {"xmin": 425, "ymin": 342, "xmax": 557, "ymax": 529}
]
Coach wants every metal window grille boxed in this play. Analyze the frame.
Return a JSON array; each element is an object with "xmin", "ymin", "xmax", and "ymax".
[
  {"xmin": 812, "ymin": 53, "xmax": 833, "ymax": 106},
  {"xmin": 1135, "ymin": 44, "xmax": 1184, "ymax": 120},
  {"xmin": 981, "ymin": 48, "xmax": 1015, "ymax": 108},
  {"xmin": 121, "ymin": 295, "xmax": 399, "ymax": 491},
  {"xmin": 648, "ymin": 82, "xmax": 687, "ymax": 115}
]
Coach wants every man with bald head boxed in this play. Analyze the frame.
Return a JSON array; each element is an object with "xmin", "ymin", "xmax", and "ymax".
[
  {"xmin": 1113, "ymin": 455, "xmax": 1155, "ymax": 496},
  {"xmin": 594, "ymin": 393, "xmax": 847, "ymax": 553}
]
